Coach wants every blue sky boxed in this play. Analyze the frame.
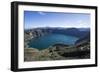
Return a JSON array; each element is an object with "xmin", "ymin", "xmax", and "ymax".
[{"xmin": 24, "ymin": 11, "xmax": 90, "ymax": 29}]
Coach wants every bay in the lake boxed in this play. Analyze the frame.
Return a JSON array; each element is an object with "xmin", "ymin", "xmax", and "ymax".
[{"xmin": 28, "ymin": 34, "xmax": 79, "ymax": 50}]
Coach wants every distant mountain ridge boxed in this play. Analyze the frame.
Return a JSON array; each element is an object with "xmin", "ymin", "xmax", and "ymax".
[
  {"xmin": 25, "ymin": 27, "xmax": 90, "ymax": 37},
  {"xmin": 51, "ymin": 28, "xmax": 89, "ymax": 38}
]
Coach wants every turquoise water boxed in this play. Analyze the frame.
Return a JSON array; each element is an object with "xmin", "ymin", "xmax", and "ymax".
[{"xmin": 28, "ymin": 34, "xmax": 79, "ymax": 50}]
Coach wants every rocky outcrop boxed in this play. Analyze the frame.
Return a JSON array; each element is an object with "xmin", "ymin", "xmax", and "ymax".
[{"xmin": 24, "ymin": 42, "xmax": 90, "ymax": 61}]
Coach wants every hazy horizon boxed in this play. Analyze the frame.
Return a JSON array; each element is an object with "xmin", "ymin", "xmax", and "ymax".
[
  {"xmin": 24, "ymin": 11, "xmax": 90, "ymax": 29},
  {"xmin": 24, "ymin": 27, "xmax": 90, "ymax": 30}
]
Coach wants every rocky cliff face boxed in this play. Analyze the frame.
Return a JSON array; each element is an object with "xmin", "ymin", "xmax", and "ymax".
[{"xmin": 24, "ymin": 28, "xmax": 48, "ymax": 48}]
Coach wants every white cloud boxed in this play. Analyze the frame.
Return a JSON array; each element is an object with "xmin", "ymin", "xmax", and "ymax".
[
  {"xmin": 78, "ymin": 21, "xmax": 85, "ymax": 26},
  {"xmin": 77, "ymin": 20, "xmax": 84, "ymax": 24},
  {"xmin": 38, "ymin": 12, "xmax": 46, "ymax": 15}
]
